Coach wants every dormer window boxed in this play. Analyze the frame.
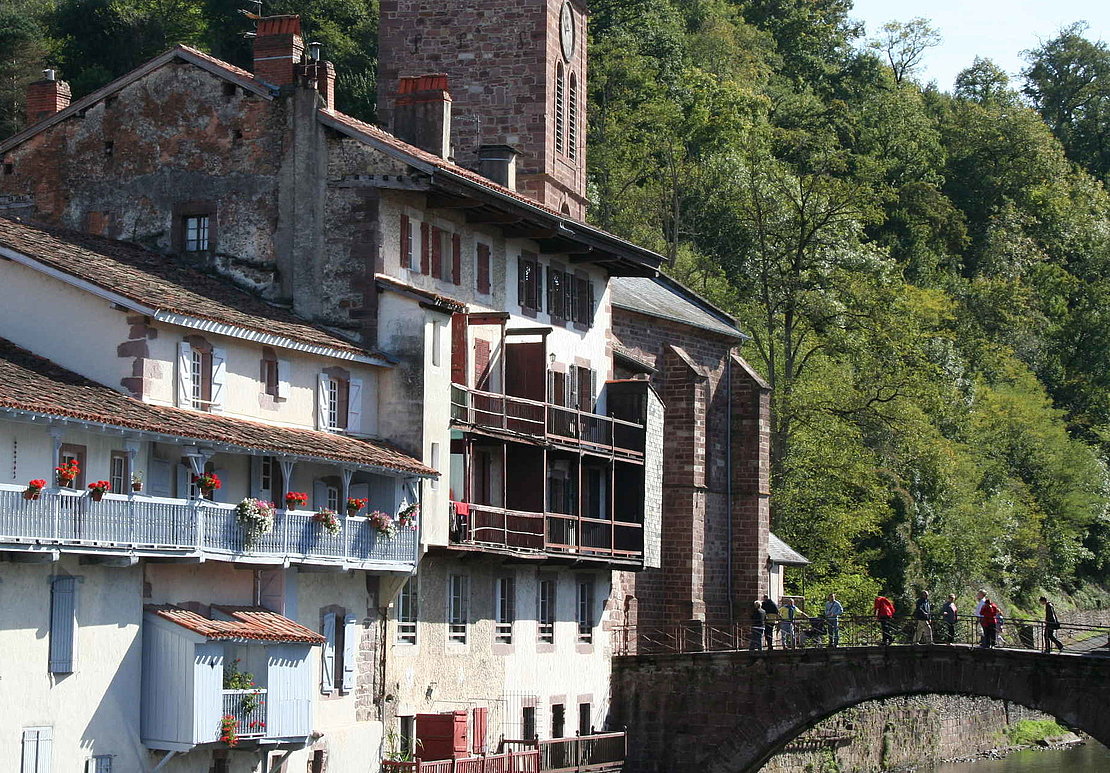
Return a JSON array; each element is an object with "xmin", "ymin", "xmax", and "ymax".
[{"xmin": 184, "ymin": 215, "xmax": 210, "ymax": 252}]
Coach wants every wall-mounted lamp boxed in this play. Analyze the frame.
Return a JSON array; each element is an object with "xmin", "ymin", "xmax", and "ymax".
[
  {"xmin": 308, "ymin": 41, "xmax": 322, "ymax": 62},
  {"xmin": 426, "ymin": 681, "xmax": 438, "ymax": 699}
]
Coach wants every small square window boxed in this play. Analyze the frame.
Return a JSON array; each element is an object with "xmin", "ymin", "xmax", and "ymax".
[{"xmin": 183, "ymin": 214, "xmax": 210, "ymax": 252}]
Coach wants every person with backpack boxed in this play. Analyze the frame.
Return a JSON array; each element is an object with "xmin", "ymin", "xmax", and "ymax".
[
  {"xmin": 761, "ymin": 595, "xmax": 780, "ymax": 650},
  {"xmin": 980, "ymin": 597, "xmax": 1000, "ymax": 648},
  {"xmin": 824, "ymin": 593, "xmax": 844, "ymax": 648},
  {"xmin": 873, "ymin": 594, "xmax": 896, "ymax": 646},
  {"xmin": 1040, "ymin": 596, "xmax": 1064, "ymax": 653},
  {"xmin": 749, "ymin": 601, "xmax": 766, "ymax": 651}
]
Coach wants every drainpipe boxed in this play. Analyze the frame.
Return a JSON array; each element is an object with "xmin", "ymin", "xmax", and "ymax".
[{"xmin": 725, "ymin": 349, "xmax": 734, "ymax": 624}]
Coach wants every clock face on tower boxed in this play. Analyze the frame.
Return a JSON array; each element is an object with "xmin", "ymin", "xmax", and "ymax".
[{"xmin": 560, "ymin": 3, "xmax": 575, "ymax": 62}]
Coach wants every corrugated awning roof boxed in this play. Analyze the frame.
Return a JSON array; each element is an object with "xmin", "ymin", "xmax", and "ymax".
[{"xmin": 146, "ymin": 604, "xmax": 326, "ymax": 643}]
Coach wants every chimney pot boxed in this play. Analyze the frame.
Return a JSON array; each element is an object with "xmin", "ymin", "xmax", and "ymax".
[
  {"xmin": 43, "ymin": 68, "xmax": 56, "ymax": 81},
  {"xmin": 478, "ymin": 144, "xmax": 519, "ymax": 190},
  {"xmin": 393, "ymin": 74, "xmax": 452, "ymax": 159}
]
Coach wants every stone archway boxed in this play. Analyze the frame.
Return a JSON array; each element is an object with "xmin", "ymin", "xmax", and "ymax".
[{"xmin": 610, "ymin": 647, "xmax": 1110, "ymax": 773}]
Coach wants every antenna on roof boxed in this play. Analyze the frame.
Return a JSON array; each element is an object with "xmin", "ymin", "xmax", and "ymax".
[{"xmin": 239, "ymin": 1, "xmax": 263, "ymax": 37}]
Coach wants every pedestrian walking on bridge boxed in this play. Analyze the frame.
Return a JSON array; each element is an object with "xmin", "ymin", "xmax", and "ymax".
[
  {"xmin": 749, "ymin": 601, "xmax": 766, "ymax": 651},
  {"xmin": 1040, "ymin": 596, "xmax": 1064, "ymax": 653},
  {"xmin": 873, "ymin": 594, "xmax": 895, "ymax": 646},
  {"xmin": 761, "ymin": 595, "xmax": 779, "ymax": 650},
  {"xmin": 980, "ymin": 597, "xmax": 1000, "ymax": 648},
  {"xmin": 779, "ymin": 597, "xmax": 800, "ymax": 649},
  {"xmin": 941, "ymin": 594, "xmax": 958, "ymax": 644},
  {"xmin": 913, "ymin": 591, "xmax": 934, "ymax": 644},
  {"xmin": 825, "ymin": 594, "xmax": 844, "ymax": 648}
]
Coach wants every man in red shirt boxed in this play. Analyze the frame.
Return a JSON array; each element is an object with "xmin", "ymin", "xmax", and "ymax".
[{"xmin": 874, "ymin": 595, "xmax": 896, "ymax": 646}]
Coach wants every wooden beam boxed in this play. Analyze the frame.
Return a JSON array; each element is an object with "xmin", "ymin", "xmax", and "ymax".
[
  {"xmin": 427, "ymin": 193, "xmax": 483, "ymax": 209},
  {"xmin": 466, "ymin": 211, "xmax": 525, "ymax": 225},
  {"xmin": 505, "ymin": 226, "xmax": 559, "ymax": 239}
]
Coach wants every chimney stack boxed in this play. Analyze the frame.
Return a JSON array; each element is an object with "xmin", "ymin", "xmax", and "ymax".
[
  {"xmin": 253, "ymin": 15, "xmax": 304, "ymax": 88},
  {"xmin": 26, "ymin": 69, "xmax": 71, "ymax": 124},
  {"xmin": 314, "ymin": 61, "xmax": 336, "ymax": 110},
  {"xmin": 478, "ymin": 145, "xmax": 519, "ymax": 190},
  {"xmin": 393, "ymin": 75, "xmax": 452, "ymax": 159}
]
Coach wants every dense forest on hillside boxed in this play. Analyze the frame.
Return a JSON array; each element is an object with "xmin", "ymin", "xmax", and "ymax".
[{"xmin": 3, "ymin": 0, "xmax": 1110, "ymax": 611}]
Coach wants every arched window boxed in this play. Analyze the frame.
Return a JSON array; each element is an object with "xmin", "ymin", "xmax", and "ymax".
[
  {"xmin": 568, "ymin": 72, "xmax": 578, "ymax": 161},
  {"xmin": 555, "ymin": 63, "xmax": 566, "ymax": 155}
]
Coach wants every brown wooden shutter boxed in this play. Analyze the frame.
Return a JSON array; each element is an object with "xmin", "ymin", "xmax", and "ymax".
[
  {"xmin": 431, "ymin": 227, "xmax": 443, "ymax": 279},
  {"xmin": 451, "ymin": 313, "xmax": 467, "ymax": 385},
  {"xmin": 477, "ymin": 244, "xmax": 491, "ymax": 294},
  {"xmin": 474, "ymin": 339, "xmax": 492, "ymax": 390},
  {"xmin": 420, "ymin": 222, "xmax": 430, "ymax": 274},
  {"xmin": 517, "ymin": 257, "xmax": 527, "ymax": 307},
  {"xmin": 451, "ymin": 233, "xmax": 462, "ymax": 285},
  {"xmin": 400, "ymin": 214, "xmax": 410, "ymax": 269}
]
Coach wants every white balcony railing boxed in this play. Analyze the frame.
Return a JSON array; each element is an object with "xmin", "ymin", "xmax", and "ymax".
[
  {"xmin": 0, "ymin": 485, "xmax": 418, "ymax": 568},
  {"xmin": 220, "ymin": 688, "xmax": 268, "ymax": 740}
]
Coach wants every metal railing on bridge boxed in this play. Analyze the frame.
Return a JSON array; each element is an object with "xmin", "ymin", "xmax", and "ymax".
[
  {"xmin": 501, "ymin": 732, "xmax": 627, "ymax": 772},
  {"xmin": 614, "ymin": 615, "xmax": 1110, "ymax": 656},
  {"xmin": 380, "ymin": 750, "xmax": 540, "ymax": 773}
]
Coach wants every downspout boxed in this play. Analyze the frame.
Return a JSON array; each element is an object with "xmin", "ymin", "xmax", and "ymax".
[{"xmin": 726, "ymin": 349, "xmax": 733, "ymax": 624}]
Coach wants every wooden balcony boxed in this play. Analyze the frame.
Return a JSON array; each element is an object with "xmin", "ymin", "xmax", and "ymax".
[
  {"xmin": 0, "ymin": 485, "xmax": 417, "ymax": 570},
  {"xmin": 501, "ymin": 733, "xmax": 627, "ymax": 772},
  {"xmin": 452, "ymin": 503, "xmax": 643, "ymax": 563},
  {"xmin": 450, "ymin": 386, "xmax": 645, "ymax": 460}
]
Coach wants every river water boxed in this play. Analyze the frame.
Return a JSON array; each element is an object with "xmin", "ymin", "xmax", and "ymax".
[{"xmin": 927, "ymin": 741, "xmax": 1110, "ymax": 772}]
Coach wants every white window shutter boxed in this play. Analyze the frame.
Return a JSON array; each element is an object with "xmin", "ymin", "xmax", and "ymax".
[
  {"xmin": 212, "ymin": 468, "xmax": 227, "ymax": 504},
  {"xmin": 277, "ymin": 359, "xmax": 291, "ymax": 399},
  {"xmin": 22, "ymin": 728, "xmax": 51, "ymax": 773},
  {"xmin": 321, "ymin": 612, "xmax": 336, "ymax": 694},
  {"xmin": 317, "ymin": 373, "xmax": 330, "ymax": 430},
  {"xmin": 347, "ymin": 378, "xmax": 363, "ymax": 434},
  {"xmin": 342, "ymin": 614, "xmax": 358, "ymax": 692},
  {"xmin": 148, "ymin": 458, "xmax": 172, "ymax": 498},
  {"xmin": 250, "ymin": 456, "xmax": 262, "ymax": 500},
  {"xmin": 210, "ymin": 348, "xmax": 227, "ymax": 413},
  {"xmin": 313, "ymin": 480, "xmax": 328, "ymax": 510},
  {"xmin": 176, "ymin": 464, "xmax": 192, "ymax": 499},
  {"xmin": 176, "ymin": 342, "xmax": 192, "ymax": 408},
  {"xmin": 49, "ymin": 577, "xmax": 77, "ymax": 673}
]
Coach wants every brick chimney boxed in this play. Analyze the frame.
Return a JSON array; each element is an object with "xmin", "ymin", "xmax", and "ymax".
[
  {"xmin": 25, "ymin": 69, "xmax": 71, "ymax": 124},
  {"xmin": 314, "ymin": 61, "xmax": 336, "ymax": 110},
  {"xmin": 253, "ymin": 15, "xmax": 305, "ymax": 88},
  {"xmin": 478, "ymin": 144, "xmax": 519, "ymax": 190},
  {"xmin": 393, "ymin": 75, "xmax": 452, "ymax": 158}
]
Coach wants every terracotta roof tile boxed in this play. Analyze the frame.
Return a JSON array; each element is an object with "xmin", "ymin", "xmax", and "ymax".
[
  {"xmin": 0, "ymin": 218, "xmax": 376, "ymax": 358},
  {"xmin": 0, "ymin": 337, "xmax": 435, "ymax": 476},
  {"xmin": 146, "ymin": 604, "xmax": 326, "ymax": 643}
]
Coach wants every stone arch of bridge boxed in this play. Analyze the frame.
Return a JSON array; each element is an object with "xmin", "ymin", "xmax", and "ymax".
[{"xmin": 611, "ymin": 647, "xmax": 1110, "ymax": 773}]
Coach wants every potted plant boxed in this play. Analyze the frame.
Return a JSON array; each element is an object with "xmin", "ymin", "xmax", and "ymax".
[
  {"xmin": 55, "ymin": 459, "xmax": 79, "ymax": 487},
  {"xmin": 313, "ymin": 508, "xmax": 342, "ymax": 535},
  {"xmin": 193, "ymin": 471, "xmax": 222, "ymax": 498},
  {"xmin": 368, "ymin": 510, "xmax": 398, "ymax": 538},
  {"xmin": 285, "ymin": 491, "xmax": 309, "ymax": 509},
  {"xmin": 235, "ymin": 497, "xmax": 275, "ymax": 548},
  {"xmin": 398, "ymin": 502, "xmax": 419, "ymax": 530},
  {"xmin": 219, "ymin": 715, "xmax": 239, "ymax": 748},
  {"xmin": 23, "ymin": 479, "xmax": 47, "ymax": 501},
  {"xmin": 346, "ymin": 497, "xmax": 368, "ymax": 517},
  {"xmin": 87, "ymin": 480, "xmax": 111, "ymax": 502},
  {"xmin": 131, "ymin": 471, "xmax": 144, "ymax": 492}
]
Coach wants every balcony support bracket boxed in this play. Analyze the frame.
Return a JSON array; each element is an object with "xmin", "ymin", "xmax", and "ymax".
[
  {"xmin": 268, "ymin": 750, "xmax": 294, "ymax": 773},
  {"xmin": 151, "ymin": 751, "xmax": 178, "ymax": 772}
]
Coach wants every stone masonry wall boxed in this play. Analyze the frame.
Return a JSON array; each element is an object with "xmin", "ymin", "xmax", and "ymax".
[{"xmin": 610, "ymin": 308, "xmax": 771, "ymax": 630}]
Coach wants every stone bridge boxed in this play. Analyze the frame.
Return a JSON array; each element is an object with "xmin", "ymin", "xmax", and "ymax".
[{"xmin": 610, "ymin": 646, "xmax": 1110, "ymax": 773}]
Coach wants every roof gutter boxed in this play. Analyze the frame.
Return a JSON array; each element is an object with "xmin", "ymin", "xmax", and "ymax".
[{"xmin": 0, "ymin": 245, "xmax": 390, "ymax": 366}]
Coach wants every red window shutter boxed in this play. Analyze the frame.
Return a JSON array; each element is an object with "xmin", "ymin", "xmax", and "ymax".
[
  {"xmin": 452, "ymin": 233, "xmax": 462, "ymax": 285},
  {"xmin": 400, "ymin": 214, "xmax": 410, "ymax": 269},
  {"xmin": 431, "ymin": 227, "xmax": 442, "ymax": 279},
  {"xmin": 474, "ymin": 339, "xmax": 492, "ymax": 390},
  {"xmin": 477, "ymin": 244, "xmax": 490, "ymax": 294},
  {"xmin": 471, "ymin": 707, "xmax": 488, "ymax": 755},
  {"xmin": 451, "ymin": 313, "xmax": 467, "ymax": 386},
  {"xmin": 420, "ymin": 222, "xmax": 430, "ymax": 275}
]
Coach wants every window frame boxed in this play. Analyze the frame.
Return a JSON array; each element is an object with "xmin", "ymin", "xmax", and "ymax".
[
  {"xmin": 538, "ymin": 579, "xmax": 556, "ymax": 644},
  {"xmin": 576, "ymin": 576, "xmax": 595, "ymax": 644},
  {"xmin": 183, "ymin": 214, "xmax": 210, "ymax": 252},
  {"xmin": 396, "ymin": 576, "xmax": 419, "ymax": 645},
  {"xmin": 447, "ymin": 574, "xmax": 470, "ymax": 644},
  {"xmin": 494, "ymin": 575, "xmax": 515, "ymax": 645},
  {"xmin": 109, "ymin": 451, "xmax": 129, "ymax": 495},
  {"xmin": 518, "ymin": 254, "xmax": 542, "ymax": 315}
]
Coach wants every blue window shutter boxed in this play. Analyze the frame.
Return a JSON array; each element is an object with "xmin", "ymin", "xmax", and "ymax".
[
  {"xmin": 49, "ymin": 577, "xmax": 77, "ymax": 673},
  {"xmin": 342, "ymin": 614, "xmax": 358, "ymax": 692},
  {"xmin": 321, "ymin": 612, "xmax": 336, "ymax": 694}
]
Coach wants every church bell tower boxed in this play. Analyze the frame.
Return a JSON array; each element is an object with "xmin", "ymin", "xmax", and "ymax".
[{"xmin": 377, "ymin": 0, "xmax": 588, "ymax": 218}]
